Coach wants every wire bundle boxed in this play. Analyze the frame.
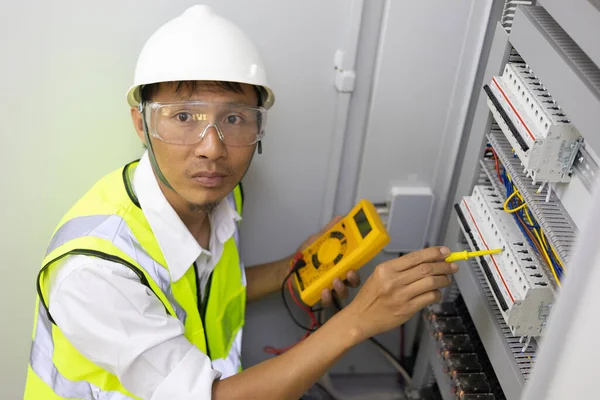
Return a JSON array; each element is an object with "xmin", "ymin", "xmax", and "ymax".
[
  {"xmin": 264, "ymin": 253, "xmax": 322, "ymax": 355},
  {"xmin": 486, "ymin": 147, "xmax": 566, "ymax": 286}
]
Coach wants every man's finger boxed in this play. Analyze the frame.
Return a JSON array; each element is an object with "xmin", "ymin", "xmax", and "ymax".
[
  {"xmin": 384, "ymin": 246, "xmax": 451, "ymax": 272},
  {"xmin": 399, "ymin": 262, "xmax": 457, "ymax": 285},
  {"xmin": 345, "ymin": 270, "xmax": 360, "ymax": 288},
  {"xmin": 332, "ymin": 278, "xmax": 348, "ymax": 299},
  {"xmin": 320, "ymin": 288, "xmax": 333, "ymax": 307},
  {"xmin": 404, "ymin": 275, "xmax": 452, "ymax": 298},
  {"xmin": 406, "ymin": 290, "xmax": 443, "ymax": 313}
]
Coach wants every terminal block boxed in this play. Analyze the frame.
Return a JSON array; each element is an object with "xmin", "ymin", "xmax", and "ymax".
[
  {"xmin": 423, "ymin": 302, "xmax": 458, "ymax": 321},
  {"xmin": 443, "ymin": 353, "xmax": 483, "ymax": 376},
  {"xmin": 484, "ymin": 62, "xmax": 582, "ymax": 183},
  {"xmin": 451, "ymin": 373, "xmax": 491, "ymax": 392},
  {"xmin": 456, "ymin": 185, "xmax": 554, "ymax": 336},
  {"xmin": 438, "ymin": 334, "xmax": 474, "ymax": 354},
  {"xmin": 458, "ymin": 394, "xmax": 496, "ymax": 400},
  {"xmin": 430, "ymin": 316, "xmax": 467, "ymax": 340}
]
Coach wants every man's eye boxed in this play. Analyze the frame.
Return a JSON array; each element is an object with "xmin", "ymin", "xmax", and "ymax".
[
  {"xmin": 225, "ymin": 115, "xmax": 242, "ymax": 124},
  {"xmin": 176, "ymin": 112, "xmax": 191, "ymax": 122}
]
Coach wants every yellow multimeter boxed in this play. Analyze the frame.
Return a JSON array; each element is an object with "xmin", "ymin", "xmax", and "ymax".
[{"xmin": 293, "ymin": 199, "xmax": 390, "ymax": 306}]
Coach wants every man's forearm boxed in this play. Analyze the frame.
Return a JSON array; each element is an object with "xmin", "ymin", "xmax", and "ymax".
[
  {"xmin": 212, "ymin": 309, "xmax": 362, "ymax": 400},
  {"xmin": 245, "ymin": 256, "xmax": 292, "ymax": 302}
]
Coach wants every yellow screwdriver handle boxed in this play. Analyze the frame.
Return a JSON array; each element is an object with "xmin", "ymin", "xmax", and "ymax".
[
  {"xmin": 444, "ymin": 248, "xmax": 502, "ymax": 263},
  {"xmin": 444, "ymin": 250, "xmax": 469, "ymax": 263}
]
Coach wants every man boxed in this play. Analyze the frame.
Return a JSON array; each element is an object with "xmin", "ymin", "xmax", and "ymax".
[{"xmin": 24, "ymin": 5, "xmax": 457, "ymax": 399}]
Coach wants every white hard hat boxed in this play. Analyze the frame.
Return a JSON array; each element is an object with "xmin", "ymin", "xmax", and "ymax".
[{"xmin": 126, "ymin": 5, "xmax": 275, "ymax": 109}]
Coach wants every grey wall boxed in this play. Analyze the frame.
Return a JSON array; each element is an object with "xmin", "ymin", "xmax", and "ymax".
[{"xmin": 346, "ymin": 0, "xmax": 494, "ymax": 247}]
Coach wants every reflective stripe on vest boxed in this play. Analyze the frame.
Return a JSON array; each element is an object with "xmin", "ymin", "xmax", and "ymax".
[
  {"xmin": 226, "ymin": 193, "xmax": 246, "ymax": 287},
  {"xmin": 45, "ymin": 213, "xmax": 187, "ymax": 323},
  {"xmin": 30, "ymin": 300, "xmax": 135, "ymax": 400},
  {"xmin": 213, "ymin": 193, "xmax": 245, "ymax": 376},
  {"xmin": 212, "ymin": 329, "xmax": 243, "ymax": 379}
]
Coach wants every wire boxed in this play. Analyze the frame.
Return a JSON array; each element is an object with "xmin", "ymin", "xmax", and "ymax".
[
  {"xmin": 312, "ymin": 381, "xmax": 335, "ymax": 399},
  {"xmin": 370, "ymin": 336, "xmax": 413, "ymax": 385},
  {"xmin": 503, "ymin": 190, "xmax": 526, "ymax": 213},
  {"xmin": 265, "ymin": 254, "xmax": 321, "ymax": 355},
  {"xmin": 522, "ymin": 202, "xmax": 564, "ymax": 285},
  {"xmin": 498, "ymin": 161, "xmax": 555, "ymax": 275},
  {"xmin": 486, "ymin": 146, "xmax": 503, "ymax": 182},
  {"xmin": 280, "ymin": 267, "xmax": 318, "ymax": 332},
  {"xmin": 496, "ymin": 160, "xmax": 564, "ymax": 286},
  {"xmin": 537, "ymin": 224, "xmax": 566, "ymax": 274},
  {"xmin": 533, "ymin": 229, "xmax": 561, "ymax": 287},
  {"xmin": 330, "ymin": 296, "xmax": 412, "ymax": 386},
  {"xmin": 549, "ymin": 242, "xmax": 565, "ymax": 272}
]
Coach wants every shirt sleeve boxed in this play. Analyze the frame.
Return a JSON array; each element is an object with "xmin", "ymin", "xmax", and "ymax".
[{"xmin": 48, "ymin": 255, "xmax": 220, "ymax": 400}]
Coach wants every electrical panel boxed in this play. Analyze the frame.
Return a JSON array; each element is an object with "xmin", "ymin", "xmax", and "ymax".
[{"xmin": 411, "ymin": 2, "xmax": 600, "ymax": 400}]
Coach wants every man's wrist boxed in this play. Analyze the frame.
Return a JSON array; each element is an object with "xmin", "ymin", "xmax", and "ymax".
[{"xmin": 324, "ymin": 308, "xmax": 364, "ymax": 349}]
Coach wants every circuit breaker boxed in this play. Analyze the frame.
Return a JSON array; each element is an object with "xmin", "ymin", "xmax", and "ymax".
[{"xmin": 485, "ymin": 62, "xmax": 582, "ymax": 184}]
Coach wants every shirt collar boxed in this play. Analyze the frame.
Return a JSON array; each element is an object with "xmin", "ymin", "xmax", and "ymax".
[{"xmin": 132, "ymin": 151, "xmax": 241, "ymax": 282}]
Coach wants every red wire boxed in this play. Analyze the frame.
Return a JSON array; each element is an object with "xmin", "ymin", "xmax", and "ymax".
[
  {"xmin": 263, "ymin": 253, "xmax": 320, "ymax": 355},
  {"xmin": 288, "ymin": 277, "xmax": 312, "ymax": 313},
  {"xmin": 487, "ymin": 147, "xmax": 502, "ymax": 182}
]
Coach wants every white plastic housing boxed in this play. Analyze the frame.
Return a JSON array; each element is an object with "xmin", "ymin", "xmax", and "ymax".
[
  {"xmin": 384, "ymin": 185, "xmax": 434, "ymax": 253},
  {"xmin": 486, "ymin": 62, "xmax": 582, "ymax": 183},
  {"xmin": 459, "ymin": 185, "xmax": 555, "ymax": 336}
]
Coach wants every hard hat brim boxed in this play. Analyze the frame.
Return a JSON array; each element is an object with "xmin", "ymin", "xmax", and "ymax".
[{"xmin": 126, "ymin": 81, "xmax": 274, "ymax": 109}]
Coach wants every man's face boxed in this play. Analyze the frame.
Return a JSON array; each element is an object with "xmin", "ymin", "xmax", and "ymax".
[{"xmin": 131, "ymin": 81, "xmax": 258, "ymax": 211}]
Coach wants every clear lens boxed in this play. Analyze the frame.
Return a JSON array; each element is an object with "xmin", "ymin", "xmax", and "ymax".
[{"xmin": 147, "ymin": 101, "xmax": 266, "ymax": 146}]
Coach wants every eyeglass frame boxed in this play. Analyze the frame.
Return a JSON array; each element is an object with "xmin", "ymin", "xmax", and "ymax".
[{"xmin": 139, "ymin": 100, "xmax": 268, "ymax": 147}]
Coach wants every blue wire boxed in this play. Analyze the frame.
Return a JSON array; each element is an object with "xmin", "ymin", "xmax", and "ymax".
[
  {"xmin": 500, "ymin": 167, "xmax": 542, "ymax": 258},
  {"xmin": 499, "ymin": 166, "xmax": 563, "ymax": 281}
]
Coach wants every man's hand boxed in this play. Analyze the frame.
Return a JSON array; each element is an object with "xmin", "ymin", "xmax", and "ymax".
[
  {"xmin": 342, "ymin": 246, "xmax": 458, "ymax": 341},
  {"xmin": 297, "ymin": 216, "xmax": 361, "ymax": 307}
]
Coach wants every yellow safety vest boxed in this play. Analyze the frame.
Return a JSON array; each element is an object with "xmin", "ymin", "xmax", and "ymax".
[{"xmin": 24, "ymin": 160, "xmax": 246, "ymax": 399}]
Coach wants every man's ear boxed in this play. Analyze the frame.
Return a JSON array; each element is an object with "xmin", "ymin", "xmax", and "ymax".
[{"xmin": 130, "ymin": 106, "xmax": 146, "ymax": 145}]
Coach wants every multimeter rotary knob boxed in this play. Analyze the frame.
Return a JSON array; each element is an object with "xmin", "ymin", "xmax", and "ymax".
[{"xmin": 311, "ymin": 231, "xmax": 347, "ymax": 269}]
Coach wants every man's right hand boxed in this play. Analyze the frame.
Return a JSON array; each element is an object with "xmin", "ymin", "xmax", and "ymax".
[{"xmin": 342, "ymin": 246, "xmax": 458, "ymax": 341}]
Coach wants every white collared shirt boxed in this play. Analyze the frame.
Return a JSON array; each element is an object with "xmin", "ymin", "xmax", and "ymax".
[{"xmin": 47, "ymin": 152, "xmax": 240, "ymax": 399}]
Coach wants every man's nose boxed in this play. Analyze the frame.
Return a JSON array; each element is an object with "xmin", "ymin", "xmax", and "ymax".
[{"xmin": 193, "ymin": 124, "xmax": 227, "ymax": 159}]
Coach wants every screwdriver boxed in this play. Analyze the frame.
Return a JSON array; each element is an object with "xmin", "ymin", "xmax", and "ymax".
[{"xmin": 445, "ymin": 249, "xmax": 502, "ymax": 263}]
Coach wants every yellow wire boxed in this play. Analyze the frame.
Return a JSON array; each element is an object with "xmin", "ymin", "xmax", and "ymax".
[
  {"xmin": 524, "ymin": 205, "xmax": 566, "ymax": 274},
  {"xmin": 503, "ymin": 190, "xmax": 526, "ymax": 213},
  {"xmin": 518, "ymin": 199, "xmax": 564, "ymax": 285},
  {"xmin": 549, "ymin": 242, "xmax": 565, "ymax": 271},
  {"xmin": 523, "ymin": 207, "xmax": 533, "ymax": 224},
  {"xmin": 504, "ymin": 169, "xmax": 563, "ymax": 284},
  {"xmin": 533, "ymin": 229, "xmax": 562, "ymax": 288}
]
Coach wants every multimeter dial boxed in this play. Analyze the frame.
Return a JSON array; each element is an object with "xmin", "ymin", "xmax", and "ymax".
[{"xmin": 311, "ymin": 230, "xmax": 347, "ymax": 269}]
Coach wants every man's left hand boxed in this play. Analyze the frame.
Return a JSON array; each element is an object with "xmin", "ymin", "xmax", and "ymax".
[{"xmin": 297, "ymin": 216, "xmax": 361, "ymax": 307}]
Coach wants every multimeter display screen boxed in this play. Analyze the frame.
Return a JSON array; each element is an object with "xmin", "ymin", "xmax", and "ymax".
[{"xmin": 353, "ymin": 209, "xmax": 372, "ymax": 238}]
